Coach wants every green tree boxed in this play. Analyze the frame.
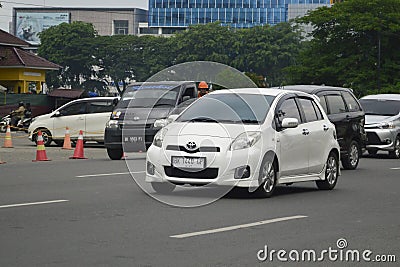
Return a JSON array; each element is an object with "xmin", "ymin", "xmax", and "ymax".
[
  {"xmin": 38, "ymin": 21, "xmax": 97, "ymax": 89},
  {"xmin": 173, "ymin": 22, "xmax": 235, "ymax": 64},
  {"xmin": 290, "ymin": 0, "xmax": 400, "ymax": 95}
]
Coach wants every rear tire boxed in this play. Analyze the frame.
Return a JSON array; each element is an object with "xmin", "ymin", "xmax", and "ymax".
[
  {"xmin": 389, "ymin": 136, "xmax": 400, "ymax": 159},
  {"xmin": 0, "ymin": 124, "xmax": 7, "ymax": 133},
  {"xmin": 341, "ymin": 140, "xmax": 360, "ymax": 170},
  {"xmin": 316, "ymin": 152, "xmax": 339, "ymax": 190},
  {"xmin": 151, "ymin": 182, "xmax": 176, "ymax": 194},
  {"xmin": 107, "ymin": 147, "xmax": 123, "ymax": 160}
]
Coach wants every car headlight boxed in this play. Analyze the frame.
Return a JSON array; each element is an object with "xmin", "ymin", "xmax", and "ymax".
[
  {"xmin": 111, "ymin": 111, "xmax": 122, "ymax": 119},
  {"xmin": 153, "ymin": 118, "xmax": 170, "ymax": 129},
  {"xmin": 379, "ymin": 122, "xmax": 394, "ymax": 129},
  {"xmin": 106, "ymin": 120, "xmax": 119, "ymax": 128},
  {"xmin": 229, "ymin": 131, "xmax": 261, "ymax": 151},
  {"xmin": 153, "ymin": 128, "xmax": 168, "ymax": 148}
]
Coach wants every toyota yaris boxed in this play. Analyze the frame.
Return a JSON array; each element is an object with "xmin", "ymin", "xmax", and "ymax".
[{"xmin": 146, "ymin": 88, "xmax": 340, "ymax": 197}]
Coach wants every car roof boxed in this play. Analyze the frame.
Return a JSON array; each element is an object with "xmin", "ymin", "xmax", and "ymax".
[
  {"xmin": 73, "ymin": 97, "xmax": 118, "ymax": 102},
  {"xmin": 272, "ymin": 85, "xmax": 353, "ymax": 94},
  {"xmin": 126, "ymin": 81, "xmax": 195, "ymax": 87},
  {"xmin": 360, "ymin": 94, "xmax": 400, "ymax": 101},
  {"xmin": 209, "ymin": 88, "xmax": 311, "ymax": 97}
]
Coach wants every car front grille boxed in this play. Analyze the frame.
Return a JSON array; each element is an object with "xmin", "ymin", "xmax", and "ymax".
[
  {"xmin": 166, "ymin": 145, "xmax": 220, "ymax": 153},
  {"xmin": 164, "ymin": 166, "xmax": 219, "ymax": 179},
  {"xmin": 366, "ymin": 132, "xmax": 384, "ymax": 145}
]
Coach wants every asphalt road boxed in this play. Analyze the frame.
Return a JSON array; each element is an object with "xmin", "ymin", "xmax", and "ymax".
[{"xmin": 0, "ymin": 132, "xmax": 399, "ymax": 266}]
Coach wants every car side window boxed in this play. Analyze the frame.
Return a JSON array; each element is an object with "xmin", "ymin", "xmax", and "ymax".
[
  {"xmin": 89, "ymin": 101, "xmax": 114, "ymax": 113},
  {"xmin": 60, "ymin": 102, "xmax": 86, "ymax": 116},
  {"xmin": 276, "ymin": 98, "xmax": 302, "ymax": 124},
  {"xmin": 311, "ymin": 100, "xmax": 324, "ymax": 120},
  {"xmin": 326, "ymin": 95, "xmax": 346, "ymax": 114},
  {"xmin": 298, "ymin": 98, "xmax": 319, "ymax": 122},
  {"xmin": 342, "ymin": 91, "xmax": 361, "ymax": 112},
  {"xmin": 318, "ymin": 96, "xmax": 328, "ymax": 114}
]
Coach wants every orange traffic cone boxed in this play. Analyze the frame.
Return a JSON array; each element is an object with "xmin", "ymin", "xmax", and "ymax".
[
  {"xmin": 70, "ymin": 130, "xmax": 87, "ymax": 159},
  {"xmin": 2, "ymin": 125, "xmax": 13, "ymax": 148},
  {"xmin": 62, "ymin": 127, "xmax": 72, "ymax": 150},
  {"xmin": 33, "ymin": 130, "xmax": 51, "ymax": 162}
]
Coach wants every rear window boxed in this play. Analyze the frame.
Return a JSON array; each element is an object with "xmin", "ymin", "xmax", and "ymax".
[{"xmin": 89, "ymin": 101, "xmax": 114, "ymax": 113}]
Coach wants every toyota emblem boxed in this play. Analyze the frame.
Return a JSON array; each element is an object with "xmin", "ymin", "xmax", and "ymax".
[{"xmin": 186, "ymin": 141, "xmax": 197, "ymax": 151}]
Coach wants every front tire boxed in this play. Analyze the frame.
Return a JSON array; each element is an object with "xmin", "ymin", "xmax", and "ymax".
[
  {"xmin": 316, "ymin": 152, "xmax": 339, "ymax": 190},
  {"xmin": 341, "ymin": 140, "xmax": 360, "ymax": 170},
  {"xmin": 0, "ymin": 124, "xmax": 7, "ymax": 133},
  {"xmin": 389, "ymin": 136, "xmax": 400, "ymax": 159},
  {"xmin": 151, "ymin": 182, "xmax": 176, "ymax": 194},
  {"xmin": 254, "ymin": 159, "xmax": 277, "ymax": 198},
  {"xmin": 34, "ymin": 129, "xmax": 52, "ymax": 146},
  {"xmin": 107, "ymin": 147, "xmax": 123, "ymax": 160}
]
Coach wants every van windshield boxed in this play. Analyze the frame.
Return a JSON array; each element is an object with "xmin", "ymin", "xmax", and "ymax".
[
  {"xmin": 117, "ymin": 84, "xmax": 180, "ymax": 108},
  {"xmin": 360, "ymin": 99, "xmax": 400, "ymax": 116}
]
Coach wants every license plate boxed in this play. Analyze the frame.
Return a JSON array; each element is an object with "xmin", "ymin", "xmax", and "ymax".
[
  {"xmin": 123, "ymin": 136, "xmax": 144, "ymax": 143},
  {"xmin": 171, "ymin": 156, "xmax": 206, "ymax": 169}
]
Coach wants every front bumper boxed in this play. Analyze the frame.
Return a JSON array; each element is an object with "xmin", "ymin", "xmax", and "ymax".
[
  {"xmin": 145, "ymin": 144, "xmax": 264, "ymax": 188},
  {"xmin": 365, "ymin": 128, "xmax": 397, "ymax": 151}
]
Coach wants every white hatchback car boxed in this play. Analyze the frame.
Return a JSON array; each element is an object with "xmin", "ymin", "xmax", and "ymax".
[
  {"xmin": 146, "ymin": 88, "xmax": 340, "ymax": 197},
  {"xmin": 28, "ymin": 97, "xmax": 118, "ymax": 146}
]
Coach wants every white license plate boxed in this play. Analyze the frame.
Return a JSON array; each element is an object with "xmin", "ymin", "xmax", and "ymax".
[{"xmin": 171, "ymin": 156, "xmax": 206, "ymax": 169}]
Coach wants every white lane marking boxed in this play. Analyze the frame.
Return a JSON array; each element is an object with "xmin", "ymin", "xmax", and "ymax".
[
  {"xmin": 170, "ymin": 215, "xmax": 308, "ymax": 239},
  {"xmin": 76, "ymin": 171, "xmax": 145, "ymax": 178},
  {"xmin": 0, "ymin": 200, "xmax": 69, "ymax": 209},
  {"xmin": 390, "ymin": 167, "xmax": 400, "ymax": 170}
]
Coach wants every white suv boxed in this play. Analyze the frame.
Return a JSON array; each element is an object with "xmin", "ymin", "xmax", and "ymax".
[
  {"xmin": 146, "ymin": 88, "xmax": 340, "ymax": 197},
  {"xmin": 28, "ymin": 97, "xmax": 117, "ymax": 146}
]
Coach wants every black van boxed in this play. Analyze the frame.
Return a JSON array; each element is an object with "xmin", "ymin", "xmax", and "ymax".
[
  {"xmin": 278, "ymin": 85, "xmax": 367, "ymax": 170},
  {"xmin": 104, "ymin": 81, "xmax": 198, "ymax": 160}
]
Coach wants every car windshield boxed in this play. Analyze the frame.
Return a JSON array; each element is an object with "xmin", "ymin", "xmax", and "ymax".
[
  {"xmin": 117, "ymin": 84, "xmax": 180, "ymax": 108},
  {"xmin": 176, "ymin": 93, "xmax": 275, "ymax": 124},
  {"xmin": 359, "ymin": 99, "xmax": 400, "ymax": 116}
]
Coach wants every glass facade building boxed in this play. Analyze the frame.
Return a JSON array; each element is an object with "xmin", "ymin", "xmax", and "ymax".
[{"xmin": 148, "ymin": 0, "xmax": 331, "ymax": 29}]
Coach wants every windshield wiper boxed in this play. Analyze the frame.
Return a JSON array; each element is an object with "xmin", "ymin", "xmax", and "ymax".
[
  {"xmin": 241, "ymin": 119, "xmax": 259, "ymax": 124},
  {"xmin": 187, "ymin": 117, "xmax": 220, "ymax": 123},
  {"xmin": 150, "ymin": 103, "xmax": 174, "ymax": 108}
]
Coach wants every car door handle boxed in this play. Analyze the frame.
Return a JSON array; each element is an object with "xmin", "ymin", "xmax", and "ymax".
[
  {"xmin": 323, "ymin": 125, "xmax": 329, "ymax": 131},
  {"xmin": 302, "ymin": 129, "xmax": 310, "ymax": 135}
]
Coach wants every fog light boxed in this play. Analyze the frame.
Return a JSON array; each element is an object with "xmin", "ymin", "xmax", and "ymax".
[
  {"xmin": 234, "ymin": 166, "xmax": 250, "ymax": 179},
  {"xmin": 147, "ymin": 161, "xmax": 155, "ymax": 175}
]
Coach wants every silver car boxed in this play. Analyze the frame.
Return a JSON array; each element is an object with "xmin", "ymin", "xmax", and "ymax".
[{"xmin": 359, "ymin": 94, "xmax": 400, "ymax": 158}]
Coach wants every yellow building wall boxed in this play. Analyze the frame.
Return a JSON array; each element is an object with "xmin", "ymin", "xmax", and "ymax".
[{"xmin": 0, "ymin": 68, "xmax": 46, "ymax": 93}]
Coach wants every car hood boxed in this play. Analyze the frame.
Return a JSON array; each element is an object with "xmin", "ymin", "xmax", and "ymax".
[
  {"xmin": 365, "ymin": 115, "xmax": 398, "ymax": 125},
  {"xmin": 116, "ymin": 107, "xmax": 173, "ymax": 122},
  {"xmin": 165, "ymin": 122, "xmax": 261, "ymax": 140}
]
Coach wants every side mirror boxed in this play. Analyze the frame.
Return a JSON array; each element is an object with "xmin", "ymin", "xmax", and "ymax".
[
  {"xmin": 52, "ymin": 110, "xmax": 61, "ymax": 117},
  {"xmin": 281, "ymin": 118, "xmax": 299, "ymax": 129},
  {"xmin": 168, "ymin": 114, "xmax": 179, "ymax": 122},
  {"xmin": 113, "ymin": 98, "xmax": 119, "ymax": 106}
]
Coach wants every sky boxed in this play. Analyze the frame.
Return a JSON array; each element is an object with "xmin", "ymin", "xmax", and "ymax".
[{"xmin": 0, "ymin": 0, "xmax": 148, "ymax": 31}]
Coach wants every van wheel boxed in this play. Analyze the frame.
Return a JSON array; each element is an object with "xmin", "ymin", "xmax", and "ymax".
[
  {"xmin": 151, "ymin": 182, "xmax": 176, "ymax": 194},
  {"xmin": 254, "ymin": 159, "xmax": 277, "ymax": 198},
  {"xmin": 389, "ymin": 136, "xmax": 400, "ymax": 159},
  {"xmin": 341, "ymin": 140, "xmax": 360, "ymax": 170},
  {"xmin": 316, "ymin": 152, "xmax": 339, "ymax": 190},
  {"xmin": 107, "ymin": 148, "xmax": 123, "ymax": 160}
]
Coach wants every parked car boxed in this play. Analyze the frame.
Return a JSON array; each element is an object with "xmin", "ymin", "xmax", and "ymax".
[
  {"xmin": 28, "ymin": 97, "xmax": 118, "ymax": 146},
  {"xmin": 104, "ymin": 81, "xmax": 199, "ymax": 160},
  {"xmin": 359, "ymin": 94, "xmax": 400, "ymax": 158},
  {"xmin": 277, "ymin": 85, "xmax": 366, "ymax": 170},
  {"xmin": 146, "ymin": 88, "xmax": 340, "ymax": 197}
]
